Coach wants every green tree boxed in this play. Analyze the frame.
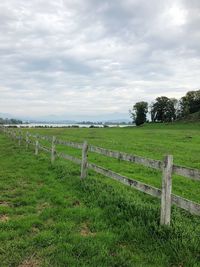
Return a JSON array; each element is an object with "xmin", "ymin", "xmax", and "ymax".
[
  {"xmin": 130, "ymin": 101, "xmax": 148, "ymax": 126},
  {"xmin": 179, "ymin": 90, "xmax": 200, "ymax": 117},
  {"xmin": 151, "ymin": 96, "xmax": 177, "ymax": 122},
  {"xmin": 0, "ymin": 117, "xmax": 22, "ymax": 125}
]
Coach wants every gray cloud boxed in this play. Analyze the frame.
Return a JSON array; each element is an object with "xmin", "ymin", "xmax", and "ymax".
[{"xmin": 0, "ymin": 0, "xmax": 200, "ymax": 120}]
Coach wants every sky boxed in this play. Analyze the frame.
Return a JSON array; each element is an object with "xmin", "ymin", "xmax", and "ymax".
[{"xmin": 0, "ymin": 0, "xmax": 200, "ymax": 121}]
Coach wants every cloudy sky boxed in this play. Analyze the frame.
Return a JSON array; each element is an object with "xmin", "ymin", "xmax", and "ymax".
[{"xmin": 0, "ymin": 0, "xmax": 200, "ymax": 120}]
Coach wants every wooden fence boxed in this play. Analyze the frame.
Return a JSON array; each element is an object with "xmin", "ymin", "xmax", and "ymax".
[{"xmin": 1, "ymin": 127, "xmax": 200, "ymax": 226}]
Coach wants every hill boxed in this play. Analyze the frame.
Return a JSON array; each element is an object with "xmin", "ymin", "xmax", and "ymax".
[{"xmin": 180, "ymin": 110, "xmax": 200, "ymax": 122}]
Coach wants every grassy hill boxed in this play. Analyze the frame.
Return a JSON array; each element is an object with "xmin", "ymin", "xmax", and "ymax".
[
  {"xmin": 179, "ymin": 111, "xmax": 200, "ymax": 122},
  {"xmin": 0, "ymin": 123, "xmax": 200, "ymax": 266}
]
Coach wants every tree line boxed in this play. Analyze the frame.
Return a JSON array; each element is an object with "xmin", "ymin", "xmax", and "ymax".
[
  {"xmin": 130, "ymin": 89, "xmax": 200, "ymax": 126},
  {"xmin": 0, "ymin": 118, "xmax": 22, "ymax": 125}
]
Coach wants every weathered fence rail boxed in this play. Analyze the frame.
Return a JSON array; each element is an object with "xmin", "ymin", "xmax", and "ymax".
[
  {"xmin": 57, "ymin": 152, "xmax": 82, "ymax": 165},
  {"xmin": 1, "ymin": 127, "xmax": 200, "ymax": 225},
  {"xmin": 56, "ymin": 139, "xmax": 83, "ymax": 149},
  {"xmin": 89, "ymin": 145, "xmax": 200, "ymax": 181},
  {"xmin": 87, "ymin": 162, "xmax": 162, "ymax": 198},
  {"xmin": 172, "ymin": 165, "xmax": 200, "ymax": 181},
  {"xmin": 89, "ymin": 145, "xmax": 163, "ymax": 170}
]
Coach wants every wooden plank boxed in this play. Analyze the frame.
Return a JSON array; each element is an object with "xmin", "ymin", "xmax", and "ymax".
[
  {"xmin": 39, "ymin": 145, "xmax": 51, "ymax": 153},
  {"xmin": 173, "ymin": 165, "xmax": 200, "ymax": 181},
  {"xmin": 29, "ymin": 134, "xmax": 52, "ymax": 142},
  {"xmin": 160, "ymin": 155, "xmax": 173, "ymax": 225},
  {"xmin": 35, "ymin": 140, "xmax": 39, "ymax": 155},
  {"xmin": 13, "ymin": 131, "xmax": 17, "ymax": 141},
  {"xmin": 89, "ymin": 145, "xmax": 200, "ymax": 181},
  {"xmin": 87, "ymin": 162, "xmax": 200, "ymax": 216},
  {"xmin": 55, "ymin": 139, "xmax": 83, "ymax": 149},
  {"xmin": 18, "ymin": 130, "xmax": 22, "ymax": 146},
  {"xmin": 26, "ymin": 131, "xmax": 29, "ymax": 149},
  {"xmin": 89, "ymin": 145, "xmax": 162, "ymax": 170},
  {"xmin": 11, "ymin": 130, "xmax": 14, "ymax": 140},
  {"xmin": 81, "ymin": 141, "xmax": 88, "ymax": 179},
  {"xmin": 171, "ymin": 194, "xmax": 200, "ymax": 216},
  {"xmin": 30, "ymin": 134, "xmax": 37, "ymax": 139},
  {"xmin": 41, "ymin": 135, "xmax": 53, "ymax": 142},
  {"xmin": 87, "ymin": 162, "xmax": 161, "ymax": 198},
  {"xmin": 51, "ymin": 136, "xmax": 56, "ymax": 164},
  {"xmin": 57, "ymin": 152, "xmax": 82, "ymax": 165}
]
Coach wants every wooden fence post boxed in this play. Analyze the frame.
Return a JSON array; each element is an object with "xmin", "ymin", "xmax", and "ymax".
[
  {"xmin": 11, "ymin": 130, "xmax": 14, "ymax": 140},
  {"xmin": 160, "ymin": 155, "xmax": 173, "ymax": 226},
  {"xmin": 51, "ymin": 136, "xmax": 56, "ymax": 164},
  {"xmin": 35, "ymin": 139, "xmax": 39, "ymax": 156},
  {"xmin": 18, "ymin": 130, "xmax": 22, "ymax": 146},
  {"xmin": 81, "ymin": 141, "xmax": 88, "ymax": 179},
  {"xmin": 12, "ymin": 130, "xmax": 14, "ymax": 141},
  {"xmin": 26, "ymin": 131, "xmax": 29, "ymax": 149},
  {"xmin": 3, "ymin": 127, "xmax": 7, "ymax": 135},
  {"xmin": 14, "ymin": 131, "xmax": 17, "ymax": 141}
]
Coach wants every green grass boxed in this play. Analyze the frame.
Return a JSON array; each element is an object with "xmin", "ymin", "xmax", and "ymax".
[
  {"xmin": 27, "ymin": 122, "xmax": 200, "ymax": 203},
  {"xmin": 0, "ymin": 122, "xmax": 200, "ymax": 266}
]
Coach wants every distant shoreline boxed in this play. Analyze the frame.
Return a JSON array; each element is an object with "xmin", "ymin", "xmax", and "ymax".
[{"xmin": 4, "ymin": 123, "xmax": 135, "ymax": 128}]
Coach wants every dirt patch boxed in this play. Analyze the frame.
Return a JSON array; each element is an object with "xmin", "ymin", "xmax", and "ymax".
[
  {"xmin": 118, "ymin": 242, "xmax": 127, "ymax": 248},
  {"xmin": 18, "ymin": 258, "xmax": 40, "ymax": 267},
  {"xmin": 80, "ymin": 223, "xmax": 96, "ymax": 237},
  {"xmin": 45, "ymin": 218, "xmax": 54, "ymax": 226},
  {"xmin": 36, "ymin": 202, "xmax": 50, "ymax": 213},
  {"xmin": 72, "ymin": 200, "xmax": 80, "ymax": 207},
  {"xmin": 0, "ymin": 201, "xmax": 10, "ymax": 207},
  {"xmin": 0, "ymin": 214, "xmax": 9, "ymax": 222},
  {"xmin": 31, "ymin": 227, "xmax": 40, "ymax": 235}
]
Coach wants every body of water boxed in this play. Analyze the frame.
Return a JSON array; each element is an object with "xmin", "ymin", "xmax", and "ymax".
[{"xmin": 5, "ymin": 123, "xmax": 134, "ymax": 128}]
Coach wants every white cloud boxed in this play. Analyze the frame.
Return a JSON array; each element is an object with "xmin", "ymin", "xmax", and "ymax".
[{"xmin": 0, "ymin": 0, "xmax": 200, "ymax": 120}]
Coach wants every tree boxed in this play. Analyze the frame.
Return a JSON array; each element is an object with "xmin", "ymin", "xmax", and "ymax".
[
  {"xmin": 151, "ymin": 96, "xmax": 177, "ymax": 122},
  {"xmin": 130, "ymin": 101, "xmax": 148, "ymax": 126},
  {"xmin": 0, "ymin": 117, "xmax": 22, "ymax": 124},
  {"xmin": 179, "ymin": 90, "xmax": 200, "ymax": 118}
]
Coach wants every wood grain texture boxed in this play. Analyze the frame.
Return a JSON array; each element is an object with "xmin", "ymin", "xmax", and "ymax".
[
  {"xmin": 87, "ymin": 162, "xmax": 162, "ymax": 198},
  {"xmin": 51, "ymin": 136, "xmax": 56, "ymax": 164},
  {"xmin": 173, "ymin": 165, "xmax": 200, "ymax": 181},
  {"xmin": 57, "ymin": 152, "xmax": 82, "ymax": 165},
  {"xmin": 81, "ymin": 141, "xmax": 88, "ymax": 179},
  {"xmin": 55, "ymin": 139, "xmax": 83, "ymax": 149},
  {"xmin": 89, "ymin": 145, "xmax": 162, "ymax": 170},
  {"xmin": 160, "ymin": 155, "xmax": 173, "ymax": 225}
]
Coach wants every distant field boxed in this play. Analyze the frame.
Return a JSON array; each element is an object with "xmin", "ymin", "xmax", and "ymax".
[
  {"xmin": 27, "ymin": 122, "xmax": 200, "ymax": 202},
  {"xmin": 0, "ymin": 122, "xmax": 200, "ymax": 266}
]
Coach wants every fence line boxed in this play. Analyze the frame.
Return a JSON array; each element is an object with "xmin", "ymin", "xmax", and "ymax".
[
  {"xmin": 89, "ymin": 145, "xmax": 163, "ymax": 170},
  {"xmin": 1, "ymin": 127, "xmax": 200, "ymax": 225},
  {"xmin": 172, "ymin": 165, "xmax": 200, "ymax": 181},
  {"xmin": 87, "ymin": 162, "xmax": 162, "ymax": 198},
  {"xmin": 57, "ymin": 152, "xmax": 82, "ymax": 165},
  {"xmin": 56, "ymin": 139, "xmax": 83, "ymax": 149},
  {"xmin": 29, "ymin": 132, "xmax": 200, "ymax": 181},
  {"xmin": 26, "ymin": 131, "xmax": 200, "ymax": 181}
]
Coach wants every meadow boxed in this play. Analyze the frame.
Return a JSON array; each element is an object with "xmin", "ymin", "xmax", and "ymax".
[{"xmin": 0, "ymin": 122, "xmax": 200, "ymax": 266}]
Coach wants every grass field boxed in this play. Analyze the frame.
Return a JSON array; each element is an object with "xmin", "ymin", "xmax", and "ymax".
[{"xmin": 0, "ymin": 122, "xmax": 200, "ymax": 266}]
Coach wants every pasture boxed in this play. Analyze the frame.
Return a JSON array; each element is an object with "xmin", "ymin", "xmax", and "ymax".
[{"xmin": 0, "ymin": 122, "xmax": 200, "ymax": 266}]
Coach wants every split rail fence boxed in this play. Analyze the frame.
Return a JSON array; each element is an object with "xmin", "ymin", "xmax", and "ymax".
[{"xmin": 1, "ymin": 127, "xmax": 200, "ymax": 226}]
